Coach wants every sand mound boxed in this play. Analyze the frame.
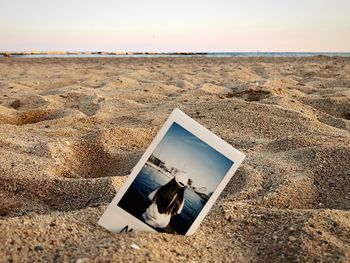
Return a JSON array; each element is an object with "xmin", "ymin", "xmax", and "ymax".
[
  {"xmin": 0, "ymin": 108, "xmax": 60, "ymax": 125},
  {"xmin": 201, "ymin": 83, "xmax": 231, "ymax": 94},
  {"xmin": 0, "ymin": 108, "xmax": 87, "ymax": 126},
  {"xmin": 0, "ymin": 57, "xmax": 349, "ymax": 262},
  {"xmin": 302, "ymin": 146, "xmax": 350, "ymax": 210},
  {"xmin": 49, "ymin": 127, "xmax": 154, "ymax": 179},
  {"xmin": 303, "ymin": 96, "xmax": 350, "ymax": 120}
]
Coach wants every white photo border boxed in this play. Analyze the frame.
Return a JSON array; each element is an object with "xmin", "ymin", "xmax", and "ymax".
[{"xmin": 98, "ymin": 108, "xmax": 246, "ymax": 235}]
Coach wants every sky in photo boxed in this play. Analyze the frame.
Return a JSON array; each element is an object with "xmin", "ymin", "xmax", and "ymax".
[
  {"xmin": 1, "ymin": 0, "xmax": 349, "ymax": 52},
  {"xmin": 153, "ymin": 123, "xmax": 233, "ymax": 193}
]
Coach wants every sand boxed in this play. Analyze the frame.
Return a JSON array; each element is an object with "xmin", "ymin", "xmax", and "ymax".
[{"xmin": 0, "ymin": 56, "xmax": 349, "ymax": 262}]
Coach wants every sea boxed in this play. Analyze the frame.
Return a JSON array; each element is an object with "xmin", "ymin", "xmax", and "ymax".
[
  {"xmin": 118, "ymin": 164, "xmax": 205, "ymax": 235},
  {"xmin": 4, "ymin": 52, "xmax": 350, "ymax": 58}
]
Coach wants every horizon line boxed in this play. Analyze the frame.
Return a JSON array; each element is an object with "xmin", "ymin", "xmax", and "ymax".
[{"xmin": 1, "ymin": 50, "xmax": 350, "ymax": 54}]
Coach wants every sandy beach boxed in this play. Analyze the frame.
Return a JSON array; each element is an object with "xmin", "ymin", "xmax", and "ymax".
[{"xmin": 0, "ymin": 56, "xmax": 349, "ymax": 262}]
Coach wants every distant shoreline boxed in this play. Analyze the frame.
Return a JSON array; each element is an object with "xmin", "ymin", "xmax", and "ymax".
[
  {"xmin": 1, "ymin": 51, "xmax": 350, "ymax": 58},
  {"xmin": 0, "ymin": 51, "xmax": 207, "ymax": 57}
]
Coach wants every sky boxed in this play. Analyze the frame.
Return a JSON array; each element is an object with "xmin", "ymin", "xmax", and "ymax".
[
  {"xmin": 1, "ymin": 0, "xmax": 349, "ymax": 52},
  {"xmin": 153, "ymin": 123, "xmax": 233, "ymax": 193}
]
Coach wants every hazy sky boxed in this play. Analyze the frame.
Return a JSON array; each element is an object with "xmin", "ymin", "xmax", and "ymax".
[
  {"xmin": 1, "ymin": 0, "xmax": 349, "ymax": 51},
  {"xmin": 153, "ymin": 123, "xmax": 233, "ymax": 193}
]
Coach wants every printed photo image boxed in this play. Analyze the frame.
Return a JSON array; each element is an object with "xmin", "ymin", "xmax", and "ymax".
[{"xmin": 118, "ymin": 122, "xmax": 234, "ymax": 235}]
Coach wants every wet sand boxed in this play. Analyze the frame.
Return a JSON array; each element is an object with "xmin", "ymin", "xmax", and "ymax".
[{"xmin": 0, "ymin": 57, "xmax": 349, "ymax": 262}]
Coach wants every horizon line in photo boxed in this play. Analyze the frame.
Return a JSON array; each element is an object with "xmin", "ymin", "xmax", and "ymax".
[{"xmin": 152, "ymin": 122, "xmax": 233, "ymax": 194}]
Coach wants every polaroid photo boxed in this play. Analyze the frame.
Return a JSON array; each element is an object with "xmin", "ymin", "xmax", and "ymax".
[{"xmin": 98, "ymin": 108, "xmax": 246, "ymax": 235}]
